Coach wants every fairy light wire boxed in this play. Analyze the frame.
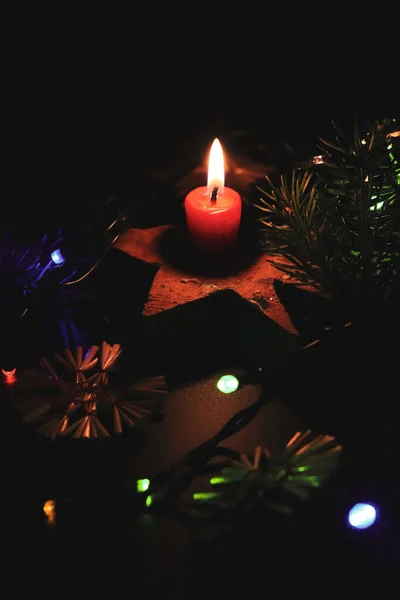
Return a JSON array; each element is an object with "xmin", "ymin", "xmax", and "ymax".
[{"xmin": 148, "ymin": 381, "xmax": 274, "ymax": 499}]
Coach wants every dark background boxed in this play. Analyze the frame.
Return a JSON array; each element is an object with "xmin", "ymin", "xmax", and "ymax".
[
  {"xmin": 6, "ymin": 83, "xmax": 393, "ymax": 236},
  {"xmin": 5, "ymin": 25, "xmax": 396, "ymax": 218},
  {"xmin": 8, "ymin": 89, "xmax": 384, "ymax": 190}
]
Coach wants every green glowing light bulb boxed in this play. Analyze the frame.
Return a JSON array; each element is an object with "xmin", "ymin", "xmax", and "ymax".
[
  {"xmin": 136, "ymin": 478, "xmax": 150, "ymax": 493},
  {"xmin": 210, "ymin": 476, "xmax": 226, "ymax": 485},
  {"xmin": 217, "ymin": 375, "xmax": 239, "ymax": 394},
  {"xmin": 193, "ymin": 492, "xmax": 220, "ymax": 502}
]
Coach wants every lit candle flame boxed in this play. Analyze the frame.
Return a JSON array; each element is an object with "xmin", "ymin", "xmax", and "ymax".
[{"xmin": 207, "ymin": 138, "xmax": 224, "ymax": 196}]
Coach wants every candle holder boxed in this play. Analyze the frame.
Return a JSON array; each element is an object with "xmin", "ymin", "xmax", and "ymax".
[{"xmin": 154, "ymin": 203, "xmax": 261, "ymax": 279}]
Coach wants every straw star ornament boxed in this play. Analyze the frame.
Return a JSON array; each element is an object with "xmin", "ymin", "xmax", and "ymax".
[
  {"xmin": 195, "ymin": 430, "xmax": 343, "ymax": 514},
  {"xmin": 12, "ymin": 342, "xmax": 168, "ymax": 439}
]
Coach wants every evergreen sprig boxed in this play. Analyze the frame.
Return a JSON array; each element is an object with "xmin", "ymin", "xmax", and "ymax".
[{"xmin": 255, "ymin": 118, "xmax": 399, "ymax": 322}]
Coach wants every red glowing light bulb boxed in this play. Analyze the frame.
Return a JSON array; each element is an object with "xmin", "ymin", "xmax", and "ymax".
[{"xmin": 2, "ymin": 368, "xmax": 17, "ymax": 385}]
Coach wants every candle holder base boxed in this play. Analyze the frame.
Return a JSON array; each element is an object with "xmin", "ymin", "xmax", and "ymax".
[
  {"xmin": 114, "ymin": 223, "xmax": 299, "ymax": 336},
  {"xmin": 155, "ymin": 221, "xmax": 261, "ymax": 279}
]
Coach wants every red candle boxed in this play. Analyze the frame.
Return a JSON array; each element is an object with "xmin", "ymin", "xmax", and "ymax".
[{"xmin": 184, "ymin": 138, "xmax": 242, "ymax": 251}]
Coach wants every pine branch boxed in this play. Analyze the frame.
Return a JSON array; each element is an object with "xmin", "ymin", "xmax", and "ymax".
[{"xmin": 254, "ymin": 117, "xmax": 400, "ymax": 322}]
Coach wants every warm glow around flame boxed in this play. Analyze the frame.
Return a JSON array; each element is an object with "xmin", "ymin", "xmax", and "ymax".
[{"xmin": 207, "ymin": 138, "xmax": 224, "ymax": 195}]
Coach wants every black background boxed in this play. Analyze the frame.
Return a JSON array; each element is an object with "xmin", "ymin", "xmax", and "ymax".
[{"xmin": 5, "ymin": 23, "xmax": 396, "ymax": 208}]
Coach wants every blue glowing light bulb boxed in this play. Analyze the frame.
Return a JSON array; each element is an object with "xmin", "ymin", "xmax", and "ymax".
[
  {"xmin": 51, "ymin": 249, "xmax": 65, "ymax": 265},
  {"xmin": 347, "ymin": 503, "xmax": 377, "ymax": 530}
]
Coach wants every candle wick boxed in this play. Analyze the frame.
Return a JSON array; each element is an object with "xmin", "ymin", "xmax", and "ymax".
[{"xmin": 211, "ymin": 186, "xmax": 218, "ymax": 202}]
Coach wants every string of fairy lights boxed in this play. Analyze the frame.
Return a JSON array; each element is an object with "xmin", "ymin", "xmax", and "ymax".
[
  {"xmin": 1, "ymin": 116, "xmax": 397, "ymax": 552},
  {"xmin": 2, "ymin": 344, "xmax": 379, "ymax": 534}
]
